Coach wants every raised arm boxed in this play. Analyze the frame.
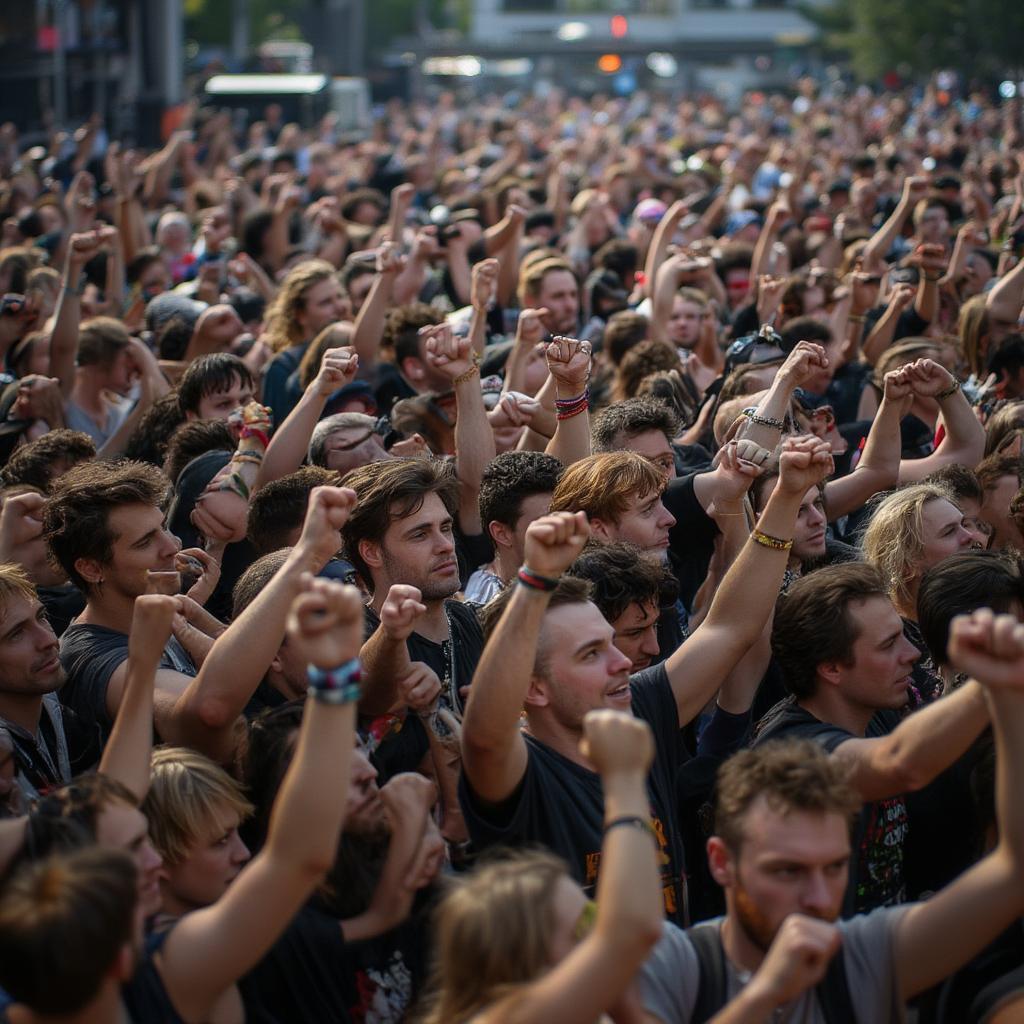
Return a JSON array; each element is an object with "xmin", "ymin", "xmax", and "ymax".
[
  {"xmin": 98, "ymin": 594, "xmax": 178, "ymax": 800},
  {"xmin": 359, "ymin": 584, "xmax": 427, "ymax": 718},
  {"xmin": 255, "ymin": 348, "xmax": 358, "ymax": 488},
  {"xmin": 986, "ymin": 249, "xmax": 1024, "ymax": 329},
  {"xmin": 172, "ymin": 486, "xmax": 357, "ymax": 764},
  {"xmin": 461, "ymin": 511, "xmax": 590, "ymax": 804},
  {"xmin": 896, "ymin": 358, "xmax": 985, "ymax": 483},
  {"xmin": 350, "ymin": 243, "xmax": 403, "ymax": 372},
  {"xmin": 487, "ymin": 711, "xmax": 663, "ymax": 1024},
  {"xmin": 860, "ymin": 176, "xmax": 929, "ymax": 271},
  {"xmin": 642, "ymin": 201, "xmax": 688, "ymax": 299},
  {"xmin": 664, "ymin": 436, "xmax": 833, "ymax": 728},
  {"xmin": 893, "ymin": 610, "xmax": 1024, "ymax": 1001},
  {"xmin": 861, "ymin": 284, "xmax": 916, "ymax": 366},
  {"xmin": 544, "ymin": 336, "xmax": 593, "ymax": 468},
  {"xmin": 161, "ymin": 576, "xmax": 361, "ymax": 1022}
]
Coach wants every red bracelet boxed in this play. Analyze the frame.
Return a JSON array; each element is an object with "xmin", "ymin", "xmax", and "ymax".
[
  {"xmin": 240, "ymin": 426, "xmax": 270, "ymax": 448},
  {"xmin": 517, "ymin": 566, "xmax": 560, "ymax": 592}
]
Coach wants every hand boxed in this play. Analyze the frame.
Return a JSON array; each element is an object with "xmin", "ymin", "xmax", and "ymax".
[
  {"xmin": 522, "ymin": 510, "xmax": 590, "ymax": 578},
  {"xmin": 710, "ymin": 439, "xmax": 765, "ymax": 505},
  {"xmin": 175, "ymin": 547, "xmax": 220, "ymax": 606},
  {"xmin": 488, "ymin": 391, "xmax": 541, "ymax": 431},
  {"xmin": 749, "ymin": 914, "xmax": 842, "ymax": 1008},
  {"xmin": 295, "ymin": 485, "xmax": 358, "ymax": 570},
  {"xmin": 848, "ymin": 271, "xmax": 881, "ymax": 314},
  {"xmin": 66, "ymin": 229, "xmax": 104, "ymax": 273},
  {"xmin": 909, "ymin": 243, "xmax": 947, "ymax": 278},
  {"xmin": 545, "ymin": 335, "xmax": 592, "ymax": 391},
  {"xmin": 375, "ymin": 241, "xmax": 405, "ymax": 276},
  {"xmin": 422, "ymin": 323, "xmax": 476, "ymax": 382},
  {"xmin": 313, "ymin": 346, "xmax": 358, "ymax": 398},
  {"xmin": 145, "ymin": 570, "xmax": 181, "ymax": 596},
  {"xmin": 471, "ymin": 257, "xmax": 499, "ymax": 311},
  {"xmin": 128, "ymin": 594, "xmax": 179, "ymax": 666},
  {"xmin": 0, "ymin": 490, "xmax": 45, "ymax": 562},
  {"xmin": 902, "ymin": 176, "xmax": 930, "ymax": 205},
  {"xmin": 12, "ymin": 376, "xmax": 64, "ymax": 426},
  {"xmin": 65, "ymin": 171, "xmax": 96, "ymax": 233},
  {"xmin": 515, "ymin": 307, "xmax": 552, "ymax": 347},
  {"xmin": 390, "ymin": 181, "xmax": 416, "ymax": 210},
  {"xmin": 286, "ymin": 575, "xmax": 365, "ymax": 670},
  {"xmin": 380, "ymin": 584, "xmax": 427, "ymax": 641},
  {"xmin": 881, "ymin": 368, "xmax": 914, "ymax": 417},
  {"xmin": 776, "ymin": 435, "xmax": 834, "ymax": 496},
  {"xmin": 887, "ymin": 283, "xmax": 916, "ymax": 312},
  {"xmin": 947, "ymin": 608, "xmax": 1024, "ymax": 690},
  {"xmin": 411, "ymin": 226, "xmax": 442, "ymax": 262},
  {"xmin": 901, "ymin": 358, "xmax": 956, "ymax": 399},
  {"xmin": 275, "ymin": 184, "xmax": 303, "ymax": 215},
  {"xmin": 756, "ymin": 275, "xmax": 787, "ymax": 323},
  {"xmin": 403, "ymin": 816, "xmax": 445, "ymax": 890},
  {"xmin": 579, "ymin": 709, "xmax": 655, "ymax": 778},
  {"xmin": 776, "ymin": 341, "xmax": 829, "ymax": 391},
  {"xmin": 397, "ymin": 661, "xmax": 442, "ymax": 715}
]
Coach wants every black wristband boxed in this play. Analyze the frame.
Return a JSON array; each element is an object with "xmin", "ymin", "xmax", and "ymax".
[{"xmin": 604, "ymin": 815, "xmax": 656, "ymax": 838}]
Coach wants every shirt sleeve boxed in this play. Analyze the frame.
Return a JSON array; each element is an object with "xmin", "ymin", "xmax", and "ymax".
[
  {"xmin": 840, "ymin": 905, "xmax": 911, "ymax": 1024},
  {"xmin": 638, "ymin": 922, "xmax": 700, "ymax": 1024}
]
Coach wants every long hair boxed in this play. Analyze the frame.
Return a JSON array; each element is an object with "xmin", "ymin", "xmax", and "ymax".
[
  {"xmin": 262, "ymin": 260, "xmax": 337, "ymax": 352},
  {"xmin": 419, "ymin": 850, "xmax": 567, "ymax": 1024}
]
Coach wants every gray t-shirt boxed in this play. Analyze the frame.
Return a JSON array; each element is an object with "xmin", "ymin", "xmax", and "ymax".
[
  {"xmin": 64, "ymin": 397, "xmax": 131, "ymax": 447},
  {"xmin": 640, "ymin": 907, "xmax": 910, "ymax": 1024}
]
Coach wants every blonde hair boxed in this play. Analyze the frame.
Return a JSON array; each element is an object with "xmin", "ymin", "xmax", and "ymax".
[
  {"xmin": 419, "ymin": 850, "xmax": 566, "ymax": 1024},
  {"xmin": 550, "ymin": 451, "xmax": 664, "ymax": 524},
  {"xmin": 0, "ymin": 562, "xmax": 39, "ymax": 614},
  {"xmin": 861, "ymin": 483, "xmax": 956, "ymax": 610},
  {"xmin": 143, "ymin": 747, "xmax": 254, "ymax": 866},
  {"xmin": 958, "ymin": 294, "xmax": 990, "ymax": 378},
  {"xmin": 517, "ymin": 256, "xmax": 573, "ymax": 309},
  {"xmin": 262, "ymin": 259, "xmax": 337, "ymax": 352}
]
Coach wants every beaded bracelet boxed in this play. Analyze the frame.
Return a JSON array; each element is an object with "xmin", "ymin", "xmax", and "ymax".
[
  {"xmin": 751, "ymin": 529, "xmax": 794, "ymax": 551},
  {"xmin": 453, "ymin": 363, "xmax": 480, "ymax": 386},
  {"xmin": 517, "ymin": 565, "xmax": 560, "ymax": 592},
  {"xmin": 741, "ymin": 408, "xmax": 785, "ymax": 431},
  {"xmin": 936, "ymin": 379, "xmax": 961, "ymax": 400},
  {"xmin": 307, "ymin": 658, "xmax": 363, "ymax": 705},
  {"xmin": 555, "ymin": 387, "xmax": 590, "ymax": 421}
]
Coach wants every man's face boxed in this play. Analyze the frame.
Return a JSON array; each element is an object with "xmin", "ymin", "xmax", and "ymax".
[
  {"xmin": 918, "ymin": 497, "xmax": 976, "ymax": 569},
  {"xmin": 296, "ymin": 277, "xmax": 347, "ymax": 339},
  {"xmin": 532, "ymin": 601, "xmax": 634, "ymax": 729},
  {"xmin": 537, "ymin": 270, "xmax": 579, "ymax": 335},
  {"xmin": 347, "ymin": 274, "xmax": 374, "ymax": 316},
  {"xmin": 832, "ymin": 596, "xmax": 920, "ymax": 712},
  {"xmin": 724, "ymin": 268, "xmax": 752, "ymax": 309},
  {"xmin": 160, "ymin": 804, "xmax": 250, "ymax": 913},
  {"xmin": 509, "ymin": 492, "xmax": 554, "ymax": 565},
  {"xmin": 192, "ymin": 373, "xmax": 255, "ymax": 421},
  {"xmin": 0, "ymin": 594, "xmax": 63, "ymax": 697},
  {"xmin": 593, "ymin": 488, "xmax": 676, "ymax": 562},
  {"xmin": 667, "ymin": 297, "xmax": 705, "ymax": 350},
  {"xmin": 97, "ymin": 801, "xmax": 164, "ymax": 918},
  {"xmin": 918, "ymin": 205, "xmax": 949, "ymax": 244},
  {"xmin": 981, "ymin": 476, "xmax": 1024, "ymax": 551},
  {"xmin": 370, "ymin": 492, "xmax": 459, "ymax": 601},
  {"xmin": 322, "ymin": 424, "xmax": 393, "ymax": 475},
  {"xmin": 610, "ymin": 600, "xmax": 661, "ymax": 672},
  {"xmin": 791, "ymin": 485, "xmax": 827, "ymax": 565},
  {"xmin": 621, "ymin": 429, "xmax": 676, "ymax": 481},
  {"xmin": 83, "ymin": 504, "xmax": 181, "ymax": 600},
  {"xmin": 712, "ymin": 801, "xmax": 850, "ymax": 952},
  {"xmin": 104, "ymin": 348, "xmax": 136, "ymax": 397},
  {"xmin": 345, "ymin": 748, "xmax": 388, "ymax": 838}
]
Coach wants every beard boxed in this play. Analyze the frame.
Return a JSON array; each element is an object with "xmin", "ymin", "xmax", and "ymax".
[
  {"xmin": 732, "ymin": 869, "xmax": 840, "ymax": 953},
  {"xmin": 380, "ymin": 550, "xmax": 460, "ymax": 602}
]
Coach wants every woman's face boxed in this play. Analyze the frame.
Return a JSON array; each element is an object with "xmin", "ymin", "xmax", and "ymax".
[{"xmin": 546, "ymin": 875, "xmax": 589, "ymax": 966}]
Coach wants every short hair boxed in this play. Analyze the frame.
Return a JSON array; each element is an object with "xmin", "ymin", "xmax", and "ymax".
[
  {"xmin": 478, "ymin": 451, "xmax": 562, "ymax": 533},
  {"xmin": 987, "ymin": 335, "xmax": 1024, "ymax": 387},
  {"xmin": 177, "ymin": 353, "xmax": 255, "ymax": 418},
  {"xmin": 779, "ymin": 315, "xmax": 831, "ymax": 351},
  {"xmin": 247, "ymin": 466, "xmax": 334, "ymax": 556},
  {"xmin": 918, "ymin": 550, "xmax": 1024, "ymax": 665},
  {"xmin": 340, "ymin": 459, "xmax": 459, "ymax": 585},
  {"xmin": 594, "ymin": 238, "xmax": 638, "ymax": 281},
  {"xmin": 983, "ymin": 400, "xmax": 1024, "ymax": 457},
  {"xmin": 603, "ymin": 311, "xmax": 650, "ymax": 366},
  {"xmin": 143, "ymin": 747, "xmax": 254, "ymax": 867},
  {"xmin": 517, "ymin": 257, "xmax": 574, "ymax": 308},
  {"xmin": 861, "ymin": 483, "xmax": 956, "ymax": 607},
  {"xmin": 591, "ymin": 396, "xmax": 679, "ymax": 452},
  {"xmin": 163, "ymin": 419, "xmax": 234, "ymax": 485},
  {"xmin": 923, "ymin": 463, "xmax": 983, "ymax": 505},
  {"xmin": 0, "ymin": 562, "xmax": 41, "ymax": 613},
  {"xmin": 481, "ymin": 575, "xmax": 592, "ymax": 676},
  {"xmin": 713, "ymin": 739, "xmax": 860, "ymax": 853},
  {"xmin": 771, "ymin": 563, "xmax": 889, "ymax": 700},
  {"xmin": 232, "ymin": 548, "xmax": 291, "ymax": 619},
  {"xmin": 122, "ymin": 392, "xmax": 187, "ymax": 467},
  {"xmin": 550, "ymin": 451, "xmax": 664, "ymax": 525},
  {"xmin": 975, "ymin": 451, "xmax": 1024, "ymax": 493},
  {"xmin": 613, "ymin": 340, "xmax": 679, "ymax": 403},
  {"xmin": 308, "ymin": 412, "xmax": 377, "ymax": 467},
  {"xmin": 569, "ymin": 542, "xmax": 678, "ymax": 622},
  {"xmin": 0, "ymin": 429, "xmax": 95, "ymax": 491},
  {"xmin": 77, "ymin": 317, "xmax": 131, "ymax": 369},
  {"xmin": 0, "ymin": 848, "xmax": 137, "ymax": 1015},
  {"xmin": 382, "ymin": 303, "xmax": 443, "ymax": 363},
  {"xmin": 43, "ymin": 460, "xmax": 170, "ymax": 592}
]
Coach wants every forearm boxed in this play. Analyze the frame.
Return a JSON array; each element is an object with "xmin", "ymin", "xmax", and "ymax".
[
  {"xmin": 446, "ymin": 248, "xmax": 472, "ymax": 306},
  {"xmin": 913, "ymin": 279, "xmax": 938, "ymax": 324},
  {"xmin": 825, "ymin": 397, "xmax": 901, "ymax": 517},
  {"xmin": 50, "ymin": 279, "xmax": 82, "ymax": 398},
  {"xmin": 709, "ymin": 983, "xmax": 779, "ymax": 1024},
  {"xmin": 986, "ymin": 257, "xmax": 1024, "ymax": 326},
  {"xmin": 862, "ymin": 307, "xmax": 901, "ymax": 365},
  {"xmin": 982, "ymin": 689, "xmax": 1024, "ymax": 861},
  {"xmin": 392, "ymin": 257, "xmax": 428, "ymax": 306},
  {"xmin": 98, "ymin": 651, "xmax": 161, "ymax": 801},
  {"xmin": 96, "ymin": 391, "xmax": 155, "ymax": 459},
  {"xmin": 351, "ymin": 272, "xmax": 394, "ymax": 370},
  {"xmin": 265, "ymin": 210, "xmax": 291, "ymax": 273},
  {"xmin": 358, "ymin": 625, "xmax": 409, "ymax": 717},
  {"xmin": 104, "ymin": 247, "xmax": 126, "ymax": 317},
  {"xmin": 862, "ymin": 200, "xmax": 910, "ymax": 267},
  {"xmin": 256, "ymin": 386, "xmax": 327, "ymax": 489},
  {"xmin": 454, "ymin": 373, "xmax": 495, "ymax": 534},
  {"xmin": 932, "ymin": 388, "xmax": 985, "ymax": 466},
  {"xmin": 649, "ymin": 266, "xmax": 677, "ymax": 344},
  {"xmin": 738, "ymin": 382, "xmax": 791, "ymax": 449},
  {"xmin": 751, "ymin": 222, "xmax": 781, "ymax": 280},
  {"xmin": 642, "ymin": 218, "xmax": 675, "ymax": 300},
  {"xmin": 545, "ymin": 402, "xmax": 591, "ymax": 467}
]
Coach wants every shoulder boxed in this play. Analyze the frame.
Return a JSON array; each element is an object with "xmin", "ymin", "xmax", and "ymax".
[
  {"xmin": 638, "ymin": 921, "xmax": 704, "ymax": 1024},
  {"xmin": 754, "ymin": 699, "xmax": 853, "ymax": 753}
]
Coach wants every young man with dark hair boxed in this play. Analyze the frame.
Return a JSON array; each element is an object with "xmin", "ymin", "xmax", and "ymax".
[
  {"xmin": 465, "ymin": 450, "xmax": 563, "ymax": 604},
  {"xmin": 461, "ymin": 437, "xmax": 833, "ymax": 924},
  {"xmin": 591, "ymin": 396, "xmax": 680, "ymax": 478},
  {"xmin": 0, "ymin": 429, "xmax": 95, "ymax": 492},
  {"xmin": 246, "ymin": 466, "xmax": 334, "ymax": 556},
  {"xmin": 568, "ymin": 542, "xmax": 678, "ymax": 671},
  {"xmin": 759, "ymin": 562, "xmax": 993, "ymax": 913},
  {"xmin": 177, "ymin": 352, "xmax": 256, "ymax": 423},
  {"xmin": 641, "ymin": 612, "xmax": 1024, "ymax": 1022}
]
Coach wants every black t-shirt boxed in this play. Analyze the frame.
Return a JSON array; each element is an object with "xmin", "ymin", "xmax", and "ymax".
[
  {"xmin": 459, "ymin": 663, "xmax": 689, "ymax": 925},
  {"xmin": 754, "ymin": 697, "xmax": 907, "ymax": 916},
  {"xmin": 664, "ymin": 471, "xmax": 720, "ymax": 613},
  {"xmin": 36, "ymin": 583, "xmax": 85, "ymax": 639},
  {"xmin": 122, "ymin": 931, "xmax": 187, "ymax": 1024},
  {"xmin": 59, "ymin": 623, "xmax": 197, "ymax": 742}
]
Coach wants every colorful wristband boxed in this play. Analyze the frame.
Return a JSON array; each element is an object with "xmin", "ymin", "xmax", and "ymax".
[
  {"xmin": 307, "ymin": 658, "xmax": 363, "ymax": 704},
  {"xmin": 517, "ymin": 566, "xmax": 560, "ymax": 592}
]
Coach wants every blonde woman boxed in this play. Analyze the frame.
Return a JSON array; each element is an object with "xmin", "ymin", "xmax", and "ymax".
[{"xmin": 420, "ymin": 710, "xmax": 662, "ymax": 1024}]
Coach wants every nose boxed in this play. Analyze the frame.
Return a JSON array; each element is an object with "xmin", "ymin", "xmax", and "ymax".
[
  {"xmin": 658, "ymin": 503, "xmax": 677, "ymax": 530},
  {"xmin": 900, "ymin": 637, "xmax": 920, "ymax": 666},
  {"xmin": 162, "ymin": 529, "xmax": 182, "ymax": 557},
  {"xmin": 808, "ymin": 503, "xmax": 826, "ymax": 528},
  {"xmin": 434, "ymin": 528, "xmax": 455, "ymax": 554},
  {"xmin": 609, "ymin": 644, "xmax": 633, "ymax": 675},
  {"xmin": 143, "ymin": 840, "xmax": 163, "ymax": 873},
  {"xmin": 232, "ymin": 835, "xmax": 251, "ymax": 866},
  {"xmin": 640, "ymin": 627, "xmax": 661, "ymax": 658},
  {"xmin": 800, "ymin": 870, "xmax": 835, "ymax": 918},
  {"xmin": 956, "ymin": 525, "xmax": 974, "ymax": 549}
]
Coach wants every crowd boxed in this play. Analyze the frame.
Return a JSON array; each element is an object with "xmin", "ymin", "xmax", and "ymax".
[{"xmin": 0, "ymin": 77, "xmax": 1022, "ymax": 1023}]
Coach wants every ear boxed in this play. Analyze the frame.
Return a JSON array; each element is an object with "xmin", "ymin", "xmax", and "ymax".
[
  {"xmin": 358, "ymin": 538, "xmax": 383, "ymax": 571},
  {"xmin": 816, "ymin": 661, "xmax": 843, "ymax": 689},
  {"xmin": 113, "ymin": 943, "xmax": 136, "ymax": 983},
  {"xmin": 589, "ymin": 516, "xmax": 613, "ymax": 543},
  {"xmin": 524, "ymin": 673, "xmax": 550, "ymax": 710},
  {"xmin": 706, "ymin": 836, "xmax": 735, "ymax": 888},
  {"xmin": 183, "ymin": 409, "xmax": 198, "ymax": 422},
  {"xmin": 269, "ymin": 650, "xmax": 284, "ymax": 676},
  {"xmin": 74, "ymin": 557, "xmax": 104, "ymax": 586},
  {"xmin": 400, "ymin": 356, "xmax": 426, "ymax": 384},
  {"xmin": 489, "ymin": 520, "xmax": 515, "ymax": 551}
]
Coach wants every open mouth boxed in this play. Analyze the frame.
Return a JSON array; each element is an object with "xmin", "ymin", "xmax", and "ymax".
[{"xmin": 605, "ymin": 681, "xmax": 632, "ymax": 705}]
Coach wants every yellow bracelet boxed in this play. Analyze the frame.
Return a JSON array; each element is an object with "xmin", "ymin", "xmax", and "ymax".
[
  {"xmin": 453, "ymin": 362, "xmax": 480, "ymax": 386},
  {"xmin": 751, "ymin": 529, "xmax": 794, "ymax": 551}
]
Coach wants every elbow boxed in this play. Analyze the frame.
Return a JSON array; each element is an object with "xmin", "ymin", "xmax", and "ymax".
[
  {"xmin": 191, "ymin": 694, "xmax": 237, "ymax": 733},
  {"xmin": 877, "ymin": 745, "xmax": 929, "ymax": 794}
]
